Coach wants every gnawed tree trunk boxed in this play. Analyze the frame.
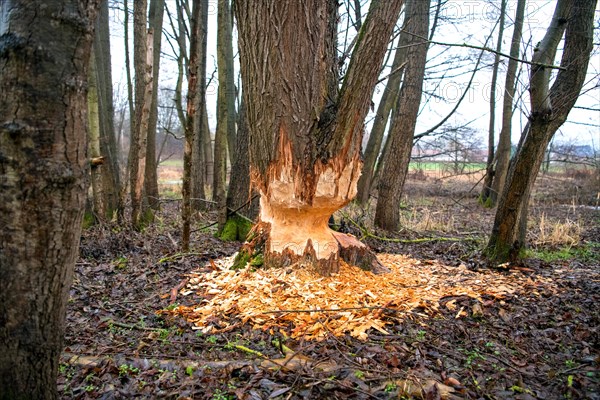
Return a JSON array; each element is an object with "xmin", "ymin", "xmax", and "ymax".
[
  {"xmin": 489, "ymin": 0, "xmax": 526, "ymax": 206},
  {"xmin": 145, "ymin": 0, "xmax": 165, "ymax": 210},
  {"xmin": 486, "ymin": 0, "xmax": 595, "ymax": 263},
  {"xmin": 480, "ymin": 0, "xmax": 506, "ymax": 206},
  {"xmin": 0, "ymin": 1, "xmax": 98, "ymax": 398},
  {"xmin": 235, "ymin": 0, "xmax": 403, "ymax": 275},
  {"xmin": 374, "ymin": 0, "xmax": 430, "ymax": 231}
]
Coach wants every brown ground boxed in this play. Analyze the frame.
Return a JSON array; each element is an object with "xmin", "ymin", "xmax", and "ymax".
[{"xmin": 59, "ymin": 168, "xmax": 599, "ymax": 399}]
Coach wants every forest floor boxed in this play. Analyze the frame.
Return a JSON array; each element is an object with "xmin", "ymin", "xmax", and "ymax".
[{"xmin": 59, "ymin": 168, "xmax": 599, "ymax": 399}]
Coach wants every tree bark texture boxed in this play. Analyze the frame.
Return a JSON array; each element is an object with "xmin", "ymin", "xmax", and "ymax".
[
  {"xmin": 236, "ymin": 0, "xmax": 403, "ymax": 275},
  {"xmin": 0, "ymin": 1, "xmax": 98, "ymax": 398},
  {"xmin": 486, "ymin": 0, "xmax": 595, "ymax": 263},
  {"xmin": 355, "ymin": 17, "xmax": 408, "ymax": 205},
  {"xmin": 374, "ymin": 0, "xmax": 430, "ymax": 231},
  {"xmin": 94, "ymin": 0, "xmax": 121, "ymax": 219},
  {"xmin": 88, "ymin": 50, "xmax": 105, "ymax": 219},
  {"xmin": 217, "ymin": 0, "xmax": 236, "ymax": 165},
  {"xmin": 145, "ymin": 0, "xmax": 165, "ymax": 210},
  {"xmin": 128, "ymin": 0, "xmax": 154, "ymax": 228},
  {"xmin": 182, "ymin": 0, "xmax": 203, "ymax": 251}
]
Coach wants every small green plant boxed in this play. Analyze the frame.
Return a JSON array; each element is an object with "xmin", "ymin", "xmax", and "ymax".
[
  {"xmin": 118, "ymin": 364, "xmax": 139, "ymax": 377},
  {"xmin": 416, "ymin": 330, "xmax": 426, "ymax": 341},
  {"xmin": 565, "ymin": 359, "xmax": 576, "ymax": 368},
  {"xmin": 166, "ymin": 303, "xmax": 179, "ymax": 311},
  {"xmin": 354, "ymin": 370, "xmax": 365, "ymax": 380},
  {"xmin": 114, "ymin": 256, "xmax": 128, "ymax": 270},
  {"xmin": 464, "ymin": 349, "xmax": 486, "ymax": 367},
  {"xmin": 158, "ymin": 328, "xmax": 170, "ymax": 342},
  {"xmin": 59, "ymin": 364, "xmax": 68, "ymax": 374},
  {"xmin": 384, "ymin": 382, "xmax": 397, "ymax": 392},
  {"xmin": 211, "ymin": 389, "xmax": 233, "ymax": 400},
  {"xmin": 84, "ymin": 385, "xmax": 97, "ymax": 393},
  {"xmin": 185, "ymin": 365, "xmax": 195, "ymax": 376},
  {"xmin": 207, "ymin": 335, "xmax": 218, "ymax": 344}
]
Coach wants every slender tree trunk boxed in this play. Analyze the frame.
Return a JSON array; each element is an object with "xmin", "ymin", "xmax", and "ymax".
[
  {"xmin": 374, "ymin": 0, "xmax": 430, "ymax": 231},
  {"xmin": 128, "ymin": 0, "xmax": 154, "ymax": 228},
  {"xmin": 145, "ymin": 0, "xmax": 165, "ymax": 210},
  {"xmin": 489, "ymin": 0, "xmax": 526, "ymax": 205},
  {"xmin": 486, "ymin": 0, "xmax": 595, "ymax": 263},
  {"xmin": 480, "ymin": 0, "xmax": 507, "ymax": 205},
  {"xmin": 0, "ymin": 1, "xmax": 98, "ymax": 398},
  {"xmin": 203, "ymin": 104, "xmax": 214, "ymax": 190},
  {"xmin": 356, "ymin": 21, "xmax": 407, "ymax": 205},
  {"xmin": 226, "ymin": 100, "xmax": 258, "ymax": 219},
  {"xmin": 182, "ymin": 0, "xmax": 203, "ymax": 251},
  {"xmin": 95, "ymin": 0, "xmax": 121, "ymax": 219},
  {"xmin": 191, "ymin": 0, "xmax": 209, "ymax": 207},
  {"xmin": 88, "ymin": 51, "xmax": 105, "ymax": 219},
  {"xmin": 213, "ymin": 86, "xmax": 229, "ymax": 228},
  {"xmin": 235, "ymin": 0, "xmax": 403, "ymax": 275},
  {"xmin": 217, "ymin": 0, "xmax": 237, "ymax": 164},
  {"xmin": 124, "ymin": 0, "xmax": 135, "ymax": 140}
]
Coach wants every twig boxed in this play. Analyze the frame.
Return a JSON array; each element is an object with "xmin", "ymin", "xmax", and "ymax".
[{"xmin": 102, "ymin": 318, "xmax": 162, "ymax": 332}]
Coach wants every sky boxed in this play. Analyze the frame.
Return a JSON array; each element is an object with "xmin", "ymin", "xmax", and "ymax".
[{"xmin": 108, "ymin": 0, "xmax": 600, "ymax": 149}]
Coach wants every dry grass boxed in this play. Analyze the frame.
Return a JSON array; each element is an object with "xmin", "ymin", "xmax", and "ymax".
[
  {"xmin": 530, "ymin": 213, "xmax": 582, "ymax": 248},
  {"xmin": 399, "ymin": 208, "xmax": 456, "ymax": 233}
]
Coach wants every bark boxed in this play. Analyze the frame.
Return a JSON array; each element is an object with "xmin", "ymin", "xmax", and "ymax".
[
  {"xmin": 486, "ymin": 0, "xmax": 595, "ymax": 263},
  {"xmin": 236, "ymin": 0, "xmax": 403, "ymax": 274},
  {"xmin": 0, "ymin": 1, "xmax": 98, "ymax": 398},
  {"xmin": 145, "ymin": 0, "xmax": 165, "ymax": 210},
  {"xmin": 94, "ymin": 0, "xmax": 121, "ymax": 219},
  {"xmin": 355, "ymin": 17, "xmax": 408, "ymax": 205},
  {"xmin": 124, "ymin": 0, "xmax": 135, "ymax": 140},
  {"xmin": 182, "ymin": 0, "xmax": 203, "ymax": 251},
  {"xmin": 489, "ymin": 0, "xmax": 526, "ymax": 205},
  {"xmin": 128, "ymin": 0, "xmax": 154, "ymax": 228},
  {"xmin": 374, "ymin": 0, "xmax": 430, "ymax": 231},
  {"xmin": 191, "ymin": 0, "xmax": 209, "ymax": 207},
  {"xmin": 213, "ymin": 86, "xmax": 228, "ymax": 227},
  {"xmin": 480, "ymin": 0, "xmax": 507, "ymax": 205}
]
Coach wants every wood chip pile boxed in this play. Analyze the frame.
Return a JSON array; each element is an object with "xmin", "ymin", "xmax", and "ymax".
[{"xmin": 166, "ymin": 254, "xmax": 554, "ymax": 341}]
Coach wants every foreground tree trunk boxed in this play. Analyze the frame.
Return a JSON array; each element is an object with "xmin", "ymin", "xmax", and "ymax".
[
  {"xmin": 236, "ymin": 0, "xmax": 403, "ymax": 275},
  {"xmin": 489, "ymin": 0, "xmax": 526, "ymax": 206},
  {"xmin": 374, "ymin": 0, "xmax": 430, "ymax": 231},
  {"xmin": 0, "ymin": 1, "xmax": 98, "ymax": 398},
  {"xmin": 486, "ymin": 0, "xmax": 595, "ymax": 263}
]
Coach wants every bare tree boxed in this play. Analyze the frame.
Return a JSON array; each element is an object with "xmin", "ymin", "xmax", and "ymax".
[
  {"xmin": 486, "ymin": 0, "xmax": 596, "ymax": 263},
  {"xmin": 0, "ymin": 1, "xmax": 98, "ymax": 397}
]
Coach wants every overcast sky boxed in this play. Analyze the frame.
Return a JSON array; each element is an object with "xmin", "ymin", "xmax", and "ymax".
[{"xmin": 109, "ymin": 0, "xmax": 600, "ymax": 148}]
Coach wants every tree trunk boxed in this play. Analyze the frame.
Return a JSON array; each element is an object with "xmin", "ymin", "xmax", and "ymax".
[
  {"xmin": 217, "ymin": 0, "xmax": 237, "ymax": 164},
  {"xmin": 374, "ymin": 0, "xmax": 430, "ymax": 231},
  {"xmin": 235, "ymin": 0, "xmax": 403, "ymax": 275},
  {"xmin": 191, "ymin": 0, "xmax": 209, "ymax": 207},
  {"xmin": 182, "ymin": 0, "xmax": 203, "ymax": 251},
  {"xmin": 489, "ymin": 0, "xmax": 526, "ymax": 205},
  {"xmin": 0, "ymin": 1, "xmax": 97, "ymax": 398},
  {"xmin": 145, "ymin": 0, "xmax": 165, "ymax": 210},
  {"xmin": 486, "ymin": 0, "xmax": 595, "ymax": 263},
  {"xmin": 480, "ymin": 0, "xmax": 507, "ymax": 206},
  {"xmin": 94, "ymin": 0, "xmax": 121, "ymax": 219},
  {"xmin": 355, "ymin": 20, "xmax": 407, "ymax": 205},
  {"xmin": 88, "ymin": 50, "xmax": 105, "ymax": 219},
  {"xmin": 226, "ymin": 100, "xmax": 259, "ymax": 219},
  {"xmin": 128, "ymin": 0, "xmax": 154, "ymax": 228}
]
